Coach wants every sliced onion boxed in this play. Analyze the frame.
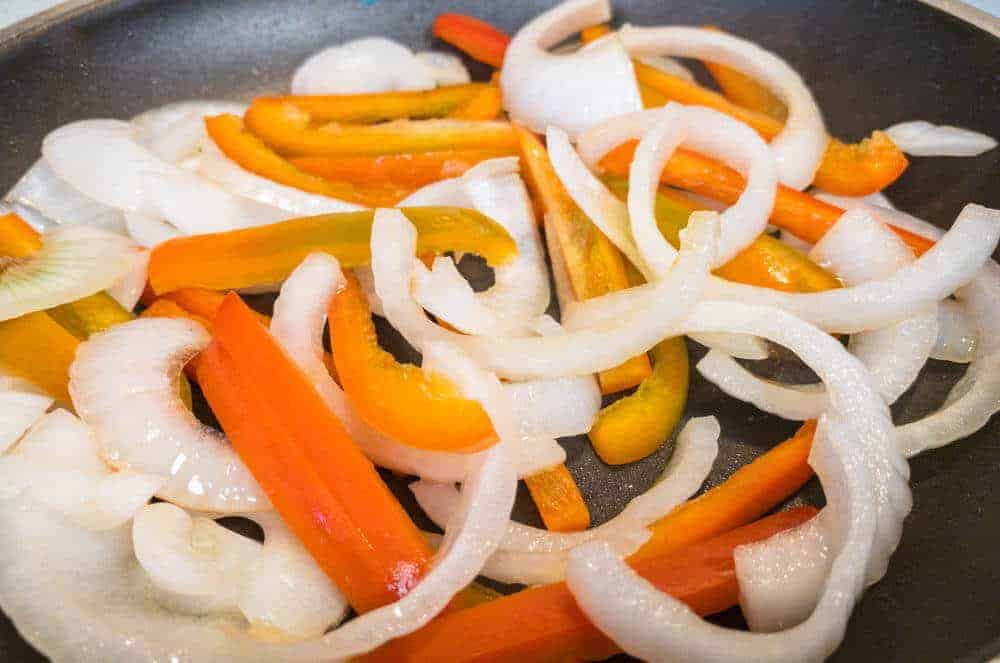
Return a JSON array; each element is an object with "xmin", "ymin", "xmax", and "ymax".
[
  {"xmin": 413, "ymin": 416, "xmax": 719, "ymax": 585},
  {"xmin": 812, "ymin": 189, "xmax": 896, "ymax": 211},
  {"xmin": 506, "ymin": 374, "xmax": 601, "ymax": 438},
  {"xmin": 616, "ymin": 25, "xmax": 826, "ymax": 189},
  {"xmin": 69, "ymin": 318, "xmax": 268, "ymax": 512},
  {"xmin": 697, "ymin": 350, "xmax": 826, "ymax": 420},
  {"xmin": 0, "ymin": 390, "xmax": 53, "ymax": 454},
  {"xmin": 4, "ymin": 158, "xmax": 126, "ymax": 233},
  {"xmin": 499, "ymin": 0, "xmax": 643, "ymax": 137},
  {"xmin": 197, "ymin": 141, "xmax": 364, "ymax": 215},
  {"xmin": 885, "ymin": 120, "xmax": 997, "ymax": 157},
  {"xmin": 270, "ymin": 252, "xmax": 565, "ymax": 481},
  {"xmin": 0, "ymin": 225, "xmax": 140, "ymax": 322},
  {"xmin": 688, "ymin": 332, "xmax": 770, "ymax": 360},
  {"xmin": 291, "ymin": 37, "xmax": 436, "ymax": 94},
  {"xmin": 414, "ymin": 51, "xmax": 471, "ymax": 86},
  {"xmin": 131, "ymin": 100, "xmax": 248, "ymax": 142},
  {"xmin": 0, "ymin": 409, "xmax": 164, "ymax": 531},
  {"xmin": 107, "ymin": 248, "xmax": 149, "ymax": 311},
  {"xmin": 932, "ymin": 298, "xmax": 978, "ymax": 363},
  {"xmin": 636, "ymin": 54, "xmax": 695, "ymax": 81}
]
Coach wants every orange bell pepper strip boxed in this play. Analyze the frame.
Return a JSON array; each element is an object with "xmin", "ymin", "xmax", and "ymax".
[
  {"xmin": 159, "ymin": 287, "xmax": 270, "ymax": 330},
  {"xmin": 516, "ymin": 125, "xmax": 652, "ymax": 394},
  {"xmin": 446, "ymin": 84, "xmax": 504, "ymax": 120},
  {"xmin": 244, "ymin": 97, "xmax": 518, "ymax": 158},
  {"xmin": 140, "ymin": 298, "xmax": 212, "ymax": 328},
  {"xmin": 291, "ymin": 149, "xmax": 512, "ymax": 191},
  {"xmin": 701, "ymin": 31, "xmax": 786, "ymax": 121},
  {"xmin": 198, "ymin": 294, "xmax": 434, "ymax": 613},
  {"xmin": 329, "ymin": 273, "xmax": 494, "ymax": 452},
  {"xmin": 635, "ymin": 419, "xmax": 817, "ymax": 561},
  {"xmin": 523, "ymin": 464, "xmax": 591, "ymax": 532},
  {"xmin": 598, "ymin": 143, "xmax": 935, "ymax": 256},
  {"xmin": 0, "ymin": 312, "xmax": 78, "ymax": 404},
  {"xmin": 432, "ymin": 13, "xmax": 511, "ymax": 68},
  {"xmin": 204, "ymin": 114, "xmax": 405, "ymax": 207},
  {"xmin": 147, "ymin": 206, "xmax": 517, "ymax": 295},
  {"xmin": 361, "ymin": 506, "xmax": 817, "ymax": 663}
]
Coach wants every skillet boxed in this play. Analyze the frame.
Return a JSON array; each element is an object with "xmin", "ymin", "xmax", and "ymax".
[{"xmin": 0, "ymin": 1, "xmax": 997, "ymax": 661}]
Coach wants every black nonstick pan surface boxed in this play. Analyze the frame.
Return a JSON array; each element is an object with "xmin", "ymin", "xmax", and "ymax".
[{"xmin": 0, "ymin": 1, "xmax": 997, "ymax": 661}]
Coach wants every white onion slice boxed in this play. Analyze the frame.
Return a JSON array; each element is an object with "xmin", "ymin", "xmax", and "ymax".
[
  {"xmin": 123, "ymin": 211, "xmax": 180, "ymax": 248},
  {"xmin": 106, "ymin": 248, "xmax": 149, "ymax": 311},
  {"xmin": 4, "ymin": 158, "xmax": 126, "ymax": 233},
  {"xmin": 688, "ymin": 332, "xmax": 770, "ymax": 360},
  {"xmin": 69, "ymin": 318, "xmax": 268, "ymax": 512},
  {"xmin": 932, "ymin": 298, "xmax": 978, "ymax": 363},
  {"xmin": 270, "ymin": 252, "xmax": 565, "ymax": 481},
  {"xmin": 637, "ymin": 54, "xmax": 695, "ymax": 81},
  {"xmin": 697, "ymin": 350, "xmax": 826, "ymax": 420},
  {"xmin": 506, "ymin": 374, "xmax": 601, "ymax": 438},
  {"xmin": 131, "ymin": 100, "xmax": 248, "ymax": 141},
  {"xmin": 885, "ymin": 120, "xmax": 997, "ymax": 157},
  {"xmin": 414, "ymin": 51, "xmax": 471, "ymax": 86},
  {"xmin": 499, "ymin": 0, "xmax": 643, "ymax": 137},
  {"xmin": 0, "ymin": 390, "xmax": 52, "ymax": 454},
  {"xmin": 616, "ymin": 24, "xmax": 826, "ymax": 190},
  {"xmin": 413, "ymin": 416, "xmax": 718, "ymax": 584},
  {"xmin": 812, "ymin": 189, "xmax": 896, "ymax": 211},
  {"xmin": 292, "ymin": 37, "xmax": 436, "ymax": 94},
  {"xmin": 0, "ymin": 225, "xmax": 140, "ymax": 322}
]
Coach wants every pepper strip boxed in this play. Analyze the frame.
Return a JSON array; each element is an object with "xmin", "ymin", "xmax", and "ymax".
[
  {"xmin": 523, "ymin": 464, "xmax": 591, "ymax": 532},
  {"xmin": 516, "ymin": 125, "xmax": 652, "ymax": 394},
  {"xmin": 147, "ymin": 206, "xmax": 517, "ymax": 294},
  {"xmin": 701, "ymin": 29, "xmax": 786, "ymax": 121},
  {"xmin": 446, "ymin": 84, "xmax": 504, "ymax": 120},
  {"xmin": 199, "ymin": 294, "xmax": 434, "ymax": 614},
  {"xmin": 432, "ymin": 13, "xmax": 511, "ymax": 68},
  {"xmin": 244, "ymin": 98, "xmax": 517, "ymax": 158},
  {"xmin": 361, "ymin": 506, "xmax": 817, "ymax": 663}
]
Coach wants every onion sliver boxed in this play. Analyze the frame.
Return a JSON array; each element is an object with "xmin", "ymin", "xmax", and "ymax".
[
  {"xmin": 414, "ymin": 51, "xmax": 471, "ymax": 86},
  {"xmin": 131, "ymin": 100, "xmax": 248, "ymax": 141},
  {"xmin": 931, "ymin": 299, "xmax": 977, "ymax": 364},
  {"xmin": 0, "ymin": 391, "xmax": 52, "ymax": 454},
  {"xmin": 107, "ymin": 249, "xmax": 150, "ymax": 311},
  {"xmin": 123, "ymin": 212, "xmax": 181, "ymax": 248},
  {"xmin": 292, "ymin": 37, "xmax": 436, "ymax": 95},
  {"xmin": 506, "ymin": 374, "xmax": 601, "ymax": 438},
  {"xmin": 499, "ymin": 0, "xmax": 643, "ymax": 137},
  {"xmin": 696, "ymin": 351, "xmax": 826, "ymax": 420},
  {"xmin": 69, "ymin": 318, "xmax": 268, "ymax": 512},
  {"xmin": 616, "ymin": 24, "xmax": 826, "ymax": 189},
  {"xmin": 687, "ymin": 332, "xmax": 770, "ymax": 360},
  {"xmin": 4, "ymin": 158, "xmax": 125, "ymax": 233},
  {"xmin": 0, "ymin": 225, "xmax": 140, "ymax": 322},
  {"xmin": 885, "ymin": 120, "xmax": 997, "ymax": 157}
]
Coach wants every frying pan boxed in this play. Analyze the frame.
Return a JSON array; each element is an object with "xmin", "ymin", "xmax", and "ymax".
[{"xmin": 0, "ymin": 1, "xmax": 997, "ymax": 661}]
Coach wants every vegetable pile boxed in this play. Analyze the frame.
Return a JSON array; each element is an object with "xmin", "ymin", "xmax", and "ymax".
[{"xmin": 0, "ymin": 0, "xmax": 997, "ymax": 661}]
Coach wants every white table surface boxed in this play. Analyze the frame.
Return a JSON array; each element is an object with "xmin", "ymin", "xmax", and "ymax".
[{"xmin": 2, "ymin": 0, "xmax": 999, "ymax": 31}]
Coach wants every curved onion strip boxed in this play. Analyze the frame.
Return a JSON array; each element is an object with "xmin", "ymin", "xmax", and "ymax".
[
  {"xmin": 688, "ymin": 332, "xmax": 770, "ymax": 360},
  {"xmin": 506, "ymin": 374, "xmax": 601, "ymax": 438},
  {"xmin": 637, "ymin": 54, "xmax": 695, "ymax": 81},
  {"xmin": 131, "ymin": 100, "xmax": 248, "ymax": 142},
  {"xmin": 373, "ymin": 207, "xmax": 719, "ymax": 381},
  {"xmin": 123, "ymin": 212, "xmax": 181, "ymax": 248},
  {"xmin": 696, "ymin": 351, "xmax": 826, "ymax": 421},
  {"xmin": 292, "ymin": 37, "xmax": 436, "ymax": 95},
  {"xmin": 146, "ymin": 112, "xmax": 213, "ymax": 164},
  {"xmin": 4, "ymin": 158, "xmax": 126, "ymax": 233},
  {"xmin": 402, "ymin": 158, "xmax": 550, "ymax": 336},
  {"xmin": 69, "ymin": 318, "xmax": 268, "ymax": 512},
  {"xmin": 0, "ymin": 409, "xmax": 164, "ymax": 531},
  {"xmin": 197, "ymin": 142, "xmax": 364, "ymax": 215},
  {"xmin": 812, "ymin": 189, "xmax": 895, "ymax": 212},
  {"xmin": 931, "ymin": 299, "xmax": 977, "ymax": 364},
  {"xmin": 269, "ymin": 252, "xmax": 565, "ymax": 481},
  {"xmin": 412, "ymin": 417, "xmax": 718, "ymax": 585},
  {"xmin": 499, "ymin": 0, "xmax": 643, "ymax": 137},
  {"xmin": 414, "ymin": 51, "xmax": 471, "ymax": 86},
  {"xmin": 0, "ymin": 225, "xmax": 140, "ymax": 322},
  {"xmin": 616, "ymin": 24, "xmax": 827, "ymax": 189},
  {"xmin": 133, "ymin": 503, "xmax": 348, "ymax": 639},
  {"xmin": 565, "ymin": 292, "xmax": 911, "ymax": 662},
  {"xmin": 107, "ymin": 249, "xmax": 150, "ymax": 311},
  {"xmin": 885, "ymin": 120, "xmax": 997, "ymax": 157},
  {"xmin": 0, "ymin": 391, "xmax": 53, "ymax": 454}
]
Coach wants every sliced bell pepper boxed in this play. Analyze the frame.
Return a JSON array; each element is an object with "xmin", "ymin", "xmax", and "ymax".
[
  {"xmin": 140, "ymin": 298, "xmax": 212, "ymax": 328},
  {"xmin": 159, "ymin": 287, "xmax": 270, "ymax": 330},
  {"xmin": 204, "ymin": 114, "xmax": 404, "ymax": 207},
  {"xmin": 446, "ymin": 84, "xmax": 504, "ymax": 121},
  {"xmin": 515, "ymin": 125, "xmax": 652, "ymax": 394},
  {"xmin": 523, "ymin": 464, "xmax": 591, "ymax": 532},
  {"xmin": 701, "ymin": 30, "xmax": 787, "ymax": 122},
  {"xmin": 291, "ymin": 149, "xmax": 512, "ymax": 191},
  {"xmin": 198, "ymin": 294, "xmax": 434, "ymax": 614},
  {"xmin": 147, "ymin": 206, "xmax": 517, "ymax": 294},
  {"xmin": 0, "ymin": 312, "xmax": 78, "ymax": 405},
  {"xmin": 361, "ymin": 506, "xmax": 817, "ymax": 663},
  {"xmin": 244, "ymin": 97, "xmax": 518, "ymax": 158},
  {"xmin": 598, "ymin": 143, "xmax": 934, "ymax": 256},
  {"xmin": 329, "ymin": 273, "xmax": 494, "ymax": 452},
  {"xmin": 432, "ymin": 13, "xmax": 511, "ymax": 68}
]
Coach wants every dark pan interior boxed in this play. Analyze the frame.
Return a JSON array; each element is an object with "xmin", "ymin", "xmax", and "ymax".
[{"xmin": 0, "ymin": 1, "xmax": 997, "ymax": 661}]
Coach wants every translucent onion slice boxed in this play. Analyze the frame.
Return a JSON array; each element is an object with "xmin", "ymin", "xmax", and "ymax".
[
  {"xmin": 506, "ymin": 374, "xmax": 601, "ymax": 438},
  {"xmin": 0, "ymin": 409, "xmax": 164, "ymax": 531},
  {"xmin": 499, "ymin": 0, "xmax": 643, "ymax": 137},
  {"xmin": 931, "ymin": 298, "xmax": 978, "ymax": 363},
  {"xmin": 812, "ymin": 189, "xmax": 896, "ymax": 211},
  {"xmin": 133, "ymin": 503, "xmax": 348, "ymax": 639},
  {"xmin": 131, "ymin": 100, "xmax": 248, "ymax": 142},
  {"xmin": 696, "ymin": 350, "xmax": 826, "ymax": 420},
  {"xmin": 637, "ymin": 54, "xmax": 695, "ymax": 81},
  {"xmin": 69, "ymin": 318, "xmax": 268, "ymax": 512},
  {"xmin": 123, "ymin": 211, "xmax": 181, "ymax": 248},
  {"xmin": 0, "ymin": 225, "xmax": 140, "ymax": 322},
  {"xmin": 269, "ymin": 253, "xmax": 565, "ymax": 481},
  {"xmin": 885, "ymin": 120, "xmax": 997, "ymax": 157},
  {"xmin": 0, "ymin": 390, "xmax": 53, "ymax": 454},
  {"xmin": 291, "ymin": 37, "xmax": 436, "ymax": 95},
  {"xmin": 4, "ymin": 158, "xmax": 126, "ymax": 233},
  {"xmin": 414, "ymin": 51, "xmax": 471, "ymax": 86},
  {"xmin": 687, "ymin": 332, "xmax": 770, "ymax": 360},
  {"xmin": 412, "ymin": 416, "xmax": 718, "ymax": 585},
  {"xmin": 616, "ymin": 24, "xmax": 826, "ymax": 189},
  {"xmin": 107, "ymin": 248, "xmax": 150, "ymax": 311}
]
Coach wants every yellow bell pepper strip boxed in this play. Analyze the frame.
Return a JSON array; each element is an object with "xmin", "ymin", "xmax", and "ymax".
[
  {"xmin": 598, "ymin": 142, "xmax": 935, "ymax": 257},
  {"xmin": 244, "ymin": 97, "xmax": 518, "ymax": 158},
  {"xmin": 147, "ymin": 206, "xmax": 517, "ymax": 295},
  {"xmin": 198, "ymin": 293, "xmax": 435, "ymax": 614},
  {"xmin": 446, "ymin": 84, "xmax": 504, "ymax": 120},
  {"xmin": 432, "ymin": 13, "xmax": 511, "ymax": 68},
  {"xmin": 452, "ymin": 582, "xmax": 503, "ymax": 610},
  {"xmin": 515, "ymin": 125, "xmax": 653, "ymax": 394},
  {"xmin": 329, "ymin": 273, "xmax": 494, "ymax": 452},
  {"xmin": 523, "ymin": 464, "xmax": 591, "ymax": 532},
  {"xmin": 0, "ymin": 312, "xmax": 78, "ymax": 404},
  {"xmin": 204, "ymin": 114, "xmax": 406, "ymax": 207}
]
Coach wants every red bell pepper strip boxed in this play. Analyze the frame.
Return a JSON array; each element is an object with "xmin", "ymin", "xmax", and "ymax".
[{"xmin": 432, "ymin": 13, "xmax": 511, "ymax": 68}]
